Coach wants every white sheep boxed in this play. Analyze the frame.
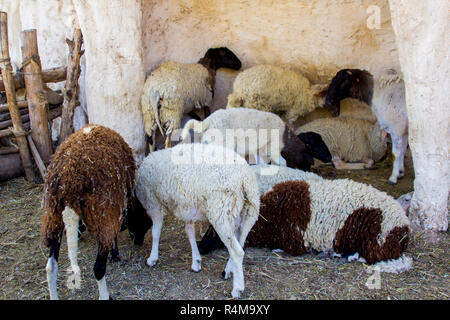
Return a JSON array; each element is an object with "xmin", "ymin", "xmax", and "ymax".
[
  {"xmin": 41, "ymin": 124, "xmax": 138, "ymax": 300},
  {"xmin": 141, "ymin": 47, "xmax": 241, "ymax": 149},
  {"xmin": 135, "ymin": 143, "xmax": 260, "ymax": 298},
  {"xmin": 325, "ymin": 69, "xmax": 408, "ymax": 184},
  {"xmin": 295, "ymin": 117, "xmax": 388, "ymax": 170},
  {"xmin": 226, "ymin": 64, "xmax": 336, "ymax": 124},
  {"xmin": 180, "ymin": 108, "xmax": 330, "ymax": 170}
]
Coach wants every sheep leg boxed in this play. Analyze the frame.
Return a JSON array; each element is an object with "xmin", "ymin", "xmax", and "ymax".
[
  {"xmin": 94, "ymin": 247, "xmax": 110, "ymax": 300},
  {"xmin": 212, "ymin": 220, "xmax": 245, "ymax": 298},
  {"xmin": 399, "ymin": 135, "xmax": 408, "ymax": 178},
  {"xmin": 62, "ymin": 206, "xmax": 81, "ymax": 291},
  {"xmin": 185, "ymin": 222, "xmax": 202, "ymax": 272},
  {"xmin": 388, "ymin": 133, "xmax": 406, "ymax": 184},
  {"xmin": 45, "ymin": 235, "xmax": 62, "ymax": 300},
  {"xmin": 147, "ymin": 214, "xmax": 163, "ymax": 267},
  {"xmin": 110, "ymin": 236, "xmax": 120, "ymax": 262}
]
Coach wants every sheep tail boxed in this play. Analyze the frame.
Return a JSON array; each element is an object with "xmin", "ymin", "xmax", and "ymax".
[
  {"xmin": 149, "ymin": 90, "xmax": 165, "ymax": 137},
  {"xmin": 62, "ymin": 206, "xmax": 82, "ymax": 290},
  {"xmin": 180, "ymin": 119, "xmax": 209, "ymax": 141}
]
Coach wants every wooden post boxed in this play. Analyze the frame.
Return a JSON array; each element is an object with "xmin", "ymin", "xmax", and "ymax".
[
  {"xmin": 0, "ymin": 12, "xmax": 35, "ymax": 181},
  {"xmin": 20, "ymin": 29, "xmax": 53, "ymax": 163},
  {"xmin": 59, "ymin": 28, "xmax": 84, "ymax": 144}
]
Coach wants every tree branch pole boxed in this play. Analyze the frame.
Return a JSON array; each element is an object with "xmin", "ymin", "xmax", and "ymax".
[
  {"xmin": 0, "ymin": 12, "xmax": 35, "ymax": 181},
  {"xmin": 20, "ymin": 29, "xmax": 53, "ymax": 163},
  {"xmin": 59, "ymin": 28, "xmax": 84, "ymax": 144}
]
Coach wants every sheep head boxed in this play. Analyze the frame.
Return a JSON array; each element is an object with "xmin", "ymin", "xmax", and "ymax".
[
  {"xmin": 324, "ymin": 69, "xmax": 374, "ymax": 117},
  {"xmin": 200, "ymin": 47, "xmax": 242, "ymax": 71},
  {"xmin": 297, "ymin": 132, "xmax": 332, "ymax": 163}
]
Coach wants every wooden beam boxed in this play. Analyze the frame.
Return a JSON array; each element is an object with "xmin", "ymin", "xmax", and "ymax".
[
  {"xmin": 21, "ymin": 29, "xmax": 53, "ymax": 163},
  {"xmin": 27, "ymin": 135, "xmax": 46, "ymax": 180},
  {"xmin": 0, "ymin": 12, "xmax": 35, "ymax": 181},
  {"xmin": 59, "ymin": 28, "xmax": 84, "ymax": 145},
  {"xmin": 0, "ymin": 100, "xmax": 28, "ymax": 112},
  {"xmin": 0, "ymin": 105, "xmax": 62, "ymax": 138},
  {"xmin": 0, "ymin": 66, "xmax": 66, "ymax": 91}
]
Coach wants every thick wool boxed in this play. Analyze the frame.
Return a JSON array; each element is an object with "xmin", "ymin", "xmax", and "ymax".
[
  {"xmin": 181, "ymin": 108, "xmax": 291, "ymax": 165},
  {"xmin": 252, "ymin": 179, "xmax": 410, "ymax": 264},
  {"xmin": 41, "ymin": 124, "xmax": 136, "ymax": 251},
  {"xmin": 136, "ymin": 143, "xmax": 260, "ymax": 297},
  {"xmin": 226, "ymin": 64, "xmax": 326, "ymax": 124},
  {"xmin": 296, "ymin": 118, "xmax": 388, "ymax": 163},
  {"xmin": 140, "ymin": 61, "xmax": 213, "ymax": 136},
  {"xmin": 250, "ymin": 164, "xmax": 323, "ymax": 194},
  {"xmin": 136, "ymin": 143, "xmax": 259, "ymax": 234}
]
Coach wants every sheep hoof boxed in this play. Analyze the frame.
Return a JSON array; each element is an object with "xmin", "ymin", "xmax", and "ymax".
[
  {"xmin": 191, "ymin": 267, "xmax": 202, "ymax": 273},
  {"xmin": 231, "ymin": 289, "xmax": 242, "ymax": 299},
  {"xmin": 110, "ymin": 255, "xmax": 121, "ymax": 263},
  {"xmin": 146, "ymin": 258, "xmax": 158, "ymax": 268},
  {"xmin": 387, "ymin": 180, "xmax": 397, "ymax": 185}
]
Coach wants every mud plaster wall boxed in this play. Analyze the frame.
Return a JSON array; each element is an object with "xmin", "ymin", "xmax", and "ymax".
[{"xmin": 141, "ymin": 0, "xmax": 400, "ymax": 110}]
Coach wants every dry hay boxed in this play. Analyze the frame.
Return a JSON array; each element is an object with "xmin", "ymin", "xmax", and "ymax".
[{"xmin": 0, "ymin": 152, "xmax": 448, "ymax": 300}]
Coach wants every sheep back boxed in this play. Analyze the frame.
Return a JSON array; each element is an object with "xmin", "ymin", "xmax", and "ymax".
[
  {"xmin": 296, "ymin": 118, "xmax": 387, "ymax": 162},
  {"xmin": 227, "ymin": 65, "xmax": 318, "ymax": 119},
  {"xmin": 141, "ymin": 61, "xmax": 213, "ymax": 135},
  {"xmin": 136, "ymin": 143, "xmax": 260, "ymax": 228},
  {"xmin": 41, "ymin": 125, "xmax": 136, "ymax": 250}
]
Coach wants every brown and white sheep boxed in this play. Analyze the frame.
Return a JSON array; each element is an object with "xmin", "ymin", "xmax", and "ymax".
[{"xmin": 41, "ymin": 124, "xmax": 137, "ymax": 300}]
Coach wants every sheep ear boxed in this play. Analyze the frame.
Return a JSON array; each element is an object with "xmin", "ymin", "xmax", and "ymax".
[{"xmin": 311, "ymin": 84, "xmax": 328, "ymax": 96}]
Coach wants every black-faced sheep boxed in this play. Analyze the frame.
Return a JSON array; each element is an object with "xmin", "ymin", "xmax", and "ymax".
[
  {"xmin": 325, "ymin": 69, "xmax": 408, "ymax": 184},
  {"xmin": 296, "ymin": 118, "xmax": 388, "ymax": 169},
  {"xmin": 134, "ymin": 143, "xmax": 260, "ymax": 298},
  {"xmin": 199, "ymin": 166, "xmax": 410, "ymax": 266},
  {"xmin": 180, "ymin": 108, "xmax": 331, "ymax": 171},
  {"xmin": 41, "ymin": 124, "xmax": 143, "ymax": 300},
  {"xmin": 141, "ymin": 47, "xmax": 241, "ymax": 149},
  {"xmin": 226, "ymin": 64, "xmax": 363, "ymax": 123}
]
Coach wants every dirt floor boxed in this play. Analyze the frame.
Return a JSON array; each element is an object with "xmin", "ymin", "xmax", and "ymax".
[{"xmin": 0, "ymin": 151, "xmax": 448, "ymax": 300}]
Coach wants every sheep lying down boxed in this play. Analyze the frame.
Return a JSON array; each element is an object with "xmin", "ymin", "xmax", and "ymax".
[
  {"xmin": 296, "ymin": 118, "xmax": 388, "ymax": 170},
  {"xmin": 199, "ymin": 165, "xmax": 411, "ymax": 270}
]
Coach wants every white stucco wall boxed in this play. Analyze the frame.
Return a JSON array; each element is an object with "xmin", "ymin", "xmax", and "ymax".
[{"xmin": 389, "ymin": 0, "xmax": 449, "ymax": 231}]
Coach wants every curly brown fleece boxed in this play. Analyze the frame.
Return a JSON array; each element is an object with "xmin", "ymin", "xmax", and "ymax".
[
  {"xmin": 41, "ymin": 125, "xmax": 136, "ymax": 251},
  {"xmin": 247, "ymin": 180, "xmax": 312, "ymax": 256}
]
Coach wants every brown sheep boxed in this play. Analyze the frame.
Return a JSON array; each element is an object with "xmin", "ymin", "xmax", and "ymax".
[{"xmin": 42, "ymin": 124, "xmax": 137, "ymax": 300}]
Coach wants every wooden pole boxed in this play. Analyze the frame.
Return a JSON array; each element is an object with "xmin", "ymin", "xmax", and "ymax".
[
  {"xmin": 27, "ymin": 135, "xmax": 46, "ymax": 180},
  {"xmin": 0, "ymin": 12, "xmax": 35, "ymax": 181},
  {"xmin": 59, "ymin": 28, "xmax": 84, "ymax": 144},
  {"xmin": 0, "ymin": 66, "xmax": 66, "ymax": 91},
  {"xmin": 20, "ymin": 29, "xmax": 53, "ymax": 163}
]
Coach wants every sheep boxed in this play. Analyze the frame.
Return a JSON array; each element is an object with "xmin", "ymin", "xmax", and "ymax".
[
  {"xmin": 199, "ymin": 167, "xmax": 410, "ymax": 265},
  {"xmin": 226, "ymin": 65, "xmax": 371, "ymax": 124},
  {"xmin": 325, "ymin": 69, "xmax": 408, "ymax": 184},
  {"xmin": 295, "ymin": 118, "xmax": 388, "ymax": 170},
  {"xmin": 41, "ymin": 124, "xmax": 140, "ymax": 300},
  {"xmin": 140, "ymin": 47, "xmax": 242, "ymax": 149},
  {"xmin": 134, "ymin": 143, "xmax": 260, "ymax": 298},
  {"xmin": 180, "ymin": 108, "xmax": 331, "ymax": 171}
]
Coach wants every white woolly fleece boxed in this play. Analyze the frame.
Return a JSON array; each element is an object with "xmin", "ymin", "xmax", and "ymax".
[
  {"xmin": 136, "ymin": 143, "xmax": 260, "ymax": 238},
  {"xmin": 303, "ymin": 178, "xmax": 410, "ymax": 252},
  {"xmin": 182, "ymin": 108, "xmax": 287, "ymax": 163},
  {"xmin": 141, "ymin": 61, "xmax": 213, "ymax": 135},
  {"xmin": 250, "ymin": 164, "xmax": 323, "ymax": 194},
  {"xmin": 227, "ymin": 64, "xmax": 325, "ymax": 124},
  {"xmin": 295, "ymin": 118, "xmax": 387, "ymax": 163}
]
